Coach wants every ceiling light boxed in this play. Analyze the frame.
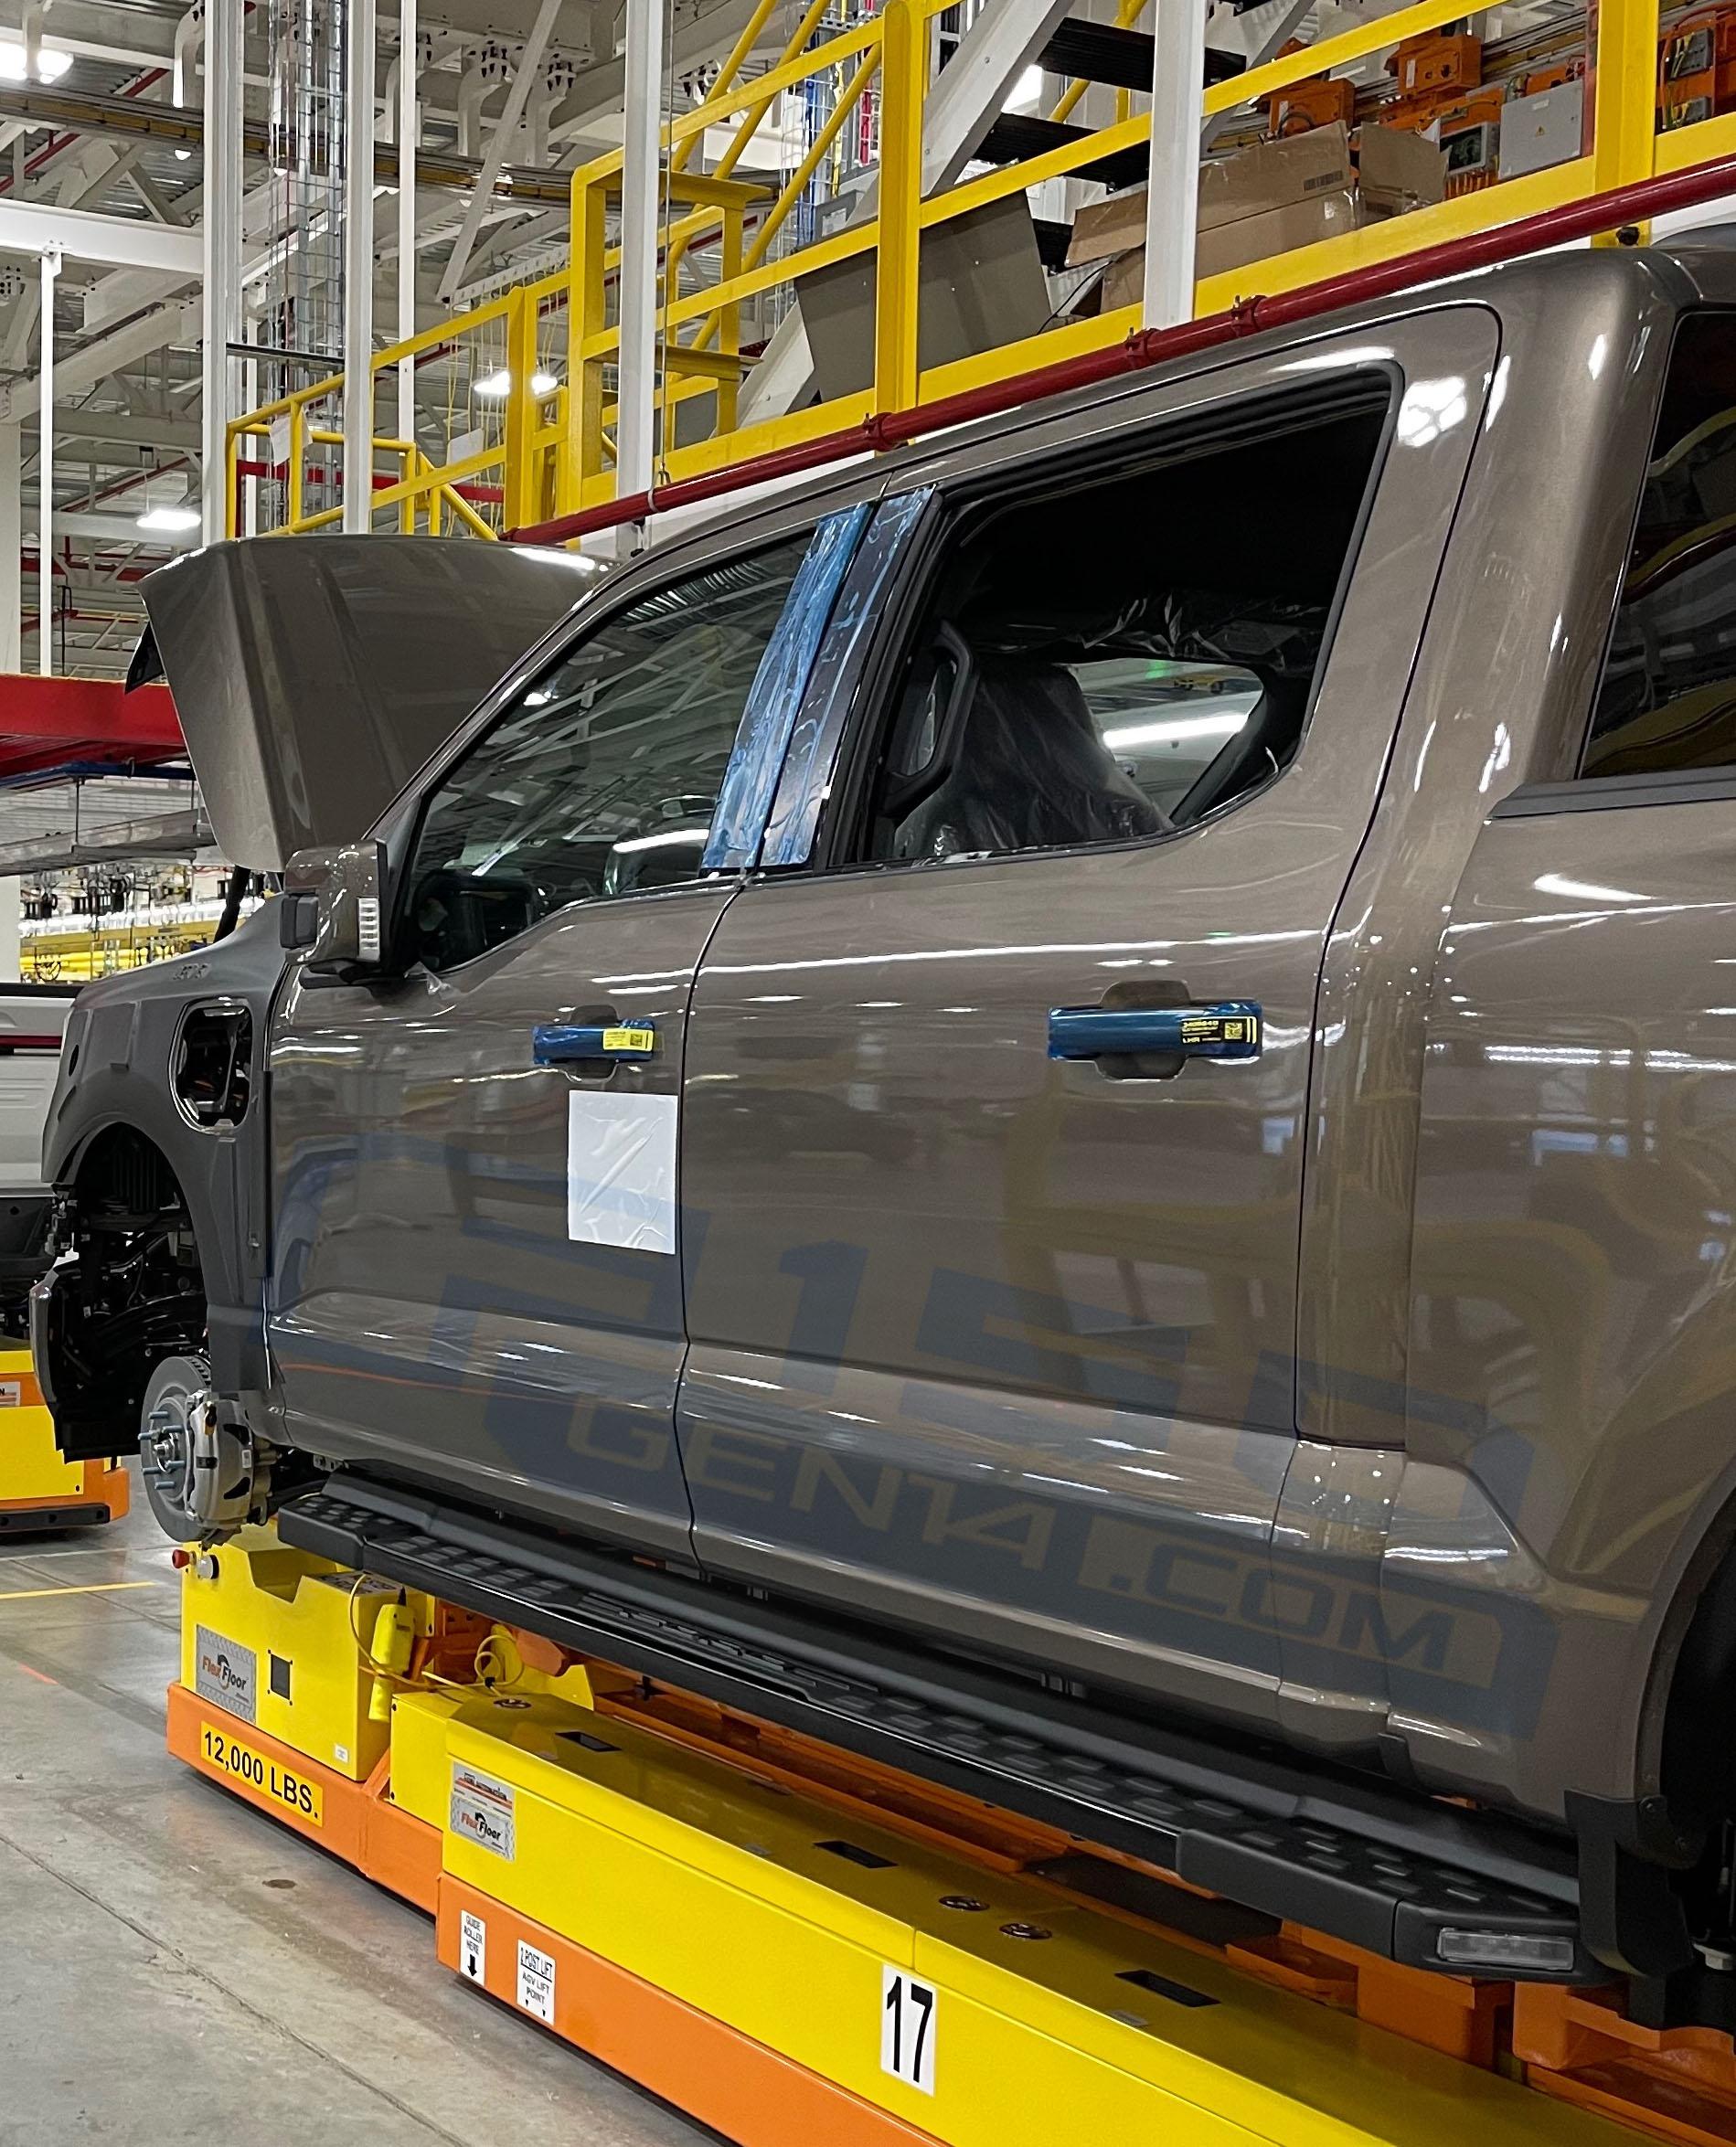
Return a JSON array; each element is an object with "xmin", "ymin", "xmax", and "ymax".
[
  {"xmin": 0, "ymin": 42, "xmax": 71, "ymax": 80},
  {"xmin": 473, "ymin": 368, "xmax": 559, "ymax": 400},
  {"xmin": 136, "ymin": 505, "xmax": 201, "ymax": 534}
]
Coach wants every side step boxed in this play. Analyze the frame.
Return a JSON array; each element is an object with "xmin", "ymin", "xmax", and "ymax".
[{"xmin": 280, "ymin": 1478, "xmax": 1600, "ymax": 1985}]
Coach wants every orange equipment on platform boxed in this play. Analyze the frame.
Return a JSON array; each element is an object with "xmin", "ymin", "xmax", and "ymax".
[
  {"xmin": 1264, "ymin": 69, "xmax": 1357, "ymax": 137},
  {"xmin": 1388, "ymin": 29, "xmax": 1485, "ymax": 128},
  {"xmin": 1659, "ymin": 5, "xmax": 1736, "ymax": 129}
]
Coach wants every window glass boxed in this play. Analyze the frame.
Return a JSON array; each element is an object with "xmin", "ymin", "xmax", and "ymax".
[
  {"xmin": 853, "ymin": 399, "xmax": 1386, "ymax": 866},
  {"xmin": 402, "ymin": 535, "xmax": 811, "ymax": 970},
  {"xmin": 1585, "ymin": 314, "xmax": 1736, "ymax": 781}
]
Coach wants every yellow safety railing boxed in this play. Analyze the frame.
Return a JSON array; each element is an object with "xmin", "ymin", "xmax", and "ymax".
[
  {"xmin": 226, "ymin": 272, "xmax": 569, "ymax": 537},
  {"xmin": 231, "ymin": 0, "xmax": 1685, "ymax": 540}
]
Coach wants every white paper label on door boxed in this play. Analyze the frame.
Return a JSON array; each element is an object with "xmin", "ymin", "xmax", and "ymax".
[{"xmin": 567, "ymin": 1089, "xmax": 677, "ymax": 1254}]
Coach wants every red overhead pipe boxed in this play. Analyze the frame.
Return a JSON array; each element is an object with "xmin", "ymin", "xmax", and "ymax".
[{"xmin": 505, "ymin": 144, "xmax": 1736, "ymax": 548}]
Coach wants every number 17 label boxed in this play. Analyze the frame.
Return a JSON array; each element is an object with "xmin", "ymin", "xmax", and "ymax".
[{"xmin": 881, "ymin": 1966, "xmax": 937, "ymax": 2095}]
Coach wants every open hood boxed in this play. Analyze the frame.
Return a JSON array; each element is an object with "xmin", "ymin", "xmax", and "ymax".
[{"xmin": 131, "ymin": 536, "xmax": 597, "ymax": 869}]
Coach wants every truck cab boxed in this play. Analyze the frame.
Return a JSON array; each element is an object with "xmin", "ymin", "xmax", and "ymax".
[{"xmin": 33, "ymin": 235, "xmax": 1736, "ymax": 2006}]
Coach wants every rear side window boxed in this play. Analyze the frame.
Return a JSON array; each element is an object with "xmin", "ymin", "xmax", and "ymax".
[
  {"xmin": 1584, "ymin": 314, "xmax": 1736, "ymax": 781},
  {"xmin": 400, "ymin": 534, "xmax": 811, "ymax": 971},
  {"xmin": 847, "ymin": 395, "xmax": 1387, "ymax": 867}
]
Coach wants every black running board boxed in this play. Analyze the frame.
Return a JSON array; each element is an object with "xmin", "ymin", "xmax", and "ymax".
[{"xmin": 280, "ymin": 1478, "xmax": 1600, "ymax": 1983}]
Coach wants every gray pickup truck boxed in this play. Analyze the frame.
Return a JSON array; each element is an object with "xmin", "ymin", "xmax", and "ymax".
[{"xmin": 32, "ymin": 235, "xmax": 1736, "ymax": 2017}]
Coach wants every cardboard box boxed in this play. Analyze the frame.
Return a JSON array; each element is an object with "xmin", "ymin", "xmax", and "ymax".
[
  {"xmin": 1070, "ymin": 122, "xmax": 1445, "ymax": 306},
  {"xmin": 1193, "ymin": 188, "xmax": 1363, "ymax": 282},
  {"xmin": 1064, "ymin": 183, "xmax": 1150, "ymax": 271},
  {"xmin": 1197, "ymin": 122, "xmax": 1358, "ymax": 231},
  {"xmin": 1356, "ymin": 122, "xmax": 1448, "ymax": 216}
]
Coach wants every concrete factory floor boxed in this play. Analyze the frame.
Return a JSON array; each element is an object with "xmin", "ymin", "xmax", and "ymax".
[{"xmin": 0, "ymin": 1471, "xmax": 713, "ymax": 2147}]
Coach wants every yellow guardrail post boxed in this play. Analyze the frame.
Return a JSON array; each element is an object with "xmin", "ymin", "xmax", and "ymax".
[
  {"xmin": 225, "ymin": 422, "xmax": 240, "ymax": 539},
  {"xmin": 1591, "ymin": 0, "xmax": 1661, "ymax": 230},
  {"xmin": 287, "ymin": 396, "xmax": 306, "ymax": 531},
  {"xmin": 717, "ymin": 200, "xmax": 742, "ymax": 439},
  {"xmin": 875, "ymin": 0, "xmax": 922, "ymax": 417},
  {"xmin": 503, "ymin": 282, "xmax": 538, "ymax": 530},
  {"xmin": 565, "ymin": 167, "xmax": 608, "ymax": 513}
]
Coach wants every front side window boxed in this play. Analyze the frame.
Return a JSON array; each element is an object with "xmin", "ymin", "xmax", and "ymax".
[
  {"xmin": 1584, "ymin": 314, "xmax": 1736, "ymax": 781},
  {"xmin": 849, "ymin": 396, "xmax": 1386, "ymax": 866},
  {"xmin": 401, "ymin": 535, "xmax": 811, "ymax": 969}
]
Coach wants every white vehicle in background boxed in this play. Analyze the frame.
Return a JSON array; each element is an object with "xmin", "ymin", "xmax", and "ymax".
[{"xmin": 0, "ymin": 983, "xmax": 76, "ymax": 1335}]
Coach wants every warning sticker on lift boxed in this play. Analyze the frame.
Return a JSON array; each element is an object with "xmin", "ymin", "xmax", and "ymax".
[
  {"xmin": 195, "ymin": 1624, "xmax": 258, "ymax": 1724},
  {"xmin": 459, "ymin": 1909, "xmax": 486, "ymax": 1984},
  {"xmin": 517, "ymin": 1939, "xmax": 557, "ymax": 2025},
  {"xmin": 199, "ymin": 1720, "xmax": 324, "ymax": 1825},
  {"xmin": 449, "ymin": 1761, "xmax": 517, "ymax": 1860}
]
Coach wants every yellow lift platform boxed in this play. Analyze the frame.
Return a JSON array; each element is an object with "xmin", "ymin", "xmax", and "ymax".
[
  {"xmin": 168, "ymin": 1527, "xmax": 1736, "ymax": 2147},
  {"xmin": 0, "ymin": 1344, "xmax": 127, "ymax": 1534}
]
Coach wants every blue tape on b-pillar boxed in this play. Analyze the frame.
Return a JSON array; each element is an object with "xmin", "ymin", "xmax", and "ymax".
[
  {"xmin": 703, "ymin": 501, "xmax": 873, "ymax": 872},
  {"xmin": 761, "ymin": 486, "xmax": 934, "ymax": 869}
]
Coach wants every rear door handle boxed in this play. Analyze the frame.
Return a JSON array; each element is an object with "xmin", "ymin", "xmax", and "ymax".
[
  {"xmin": 1048, "ymin": 1002, "xmax": 1262, "ymax": 1062},
  {"xmin": 532, "ymin": 1019, "xmax": 658, "ymax": 1066}
]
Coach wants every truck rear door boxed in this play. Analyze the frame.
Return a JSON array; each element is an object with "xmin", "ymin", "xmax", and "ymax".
[{"xmin": 676, "ymin": 310, "xmax": 1496, "ymax": 1738}]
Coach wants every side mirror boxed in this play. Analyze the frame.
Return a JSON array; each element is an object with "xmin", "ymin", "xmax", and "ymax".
[{"xmin": 281, "ymin": 840, "xmax": 388, "ymax": 976}]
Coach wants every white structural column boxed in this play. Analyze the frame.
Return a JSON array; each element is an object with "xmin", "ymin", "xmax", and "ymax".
[
  {"xmin": 201, "ymin": 0, "xmax": 243, "ymax": 543},
  {"xmin": 616, "ymin": 0, "xmax": 668, "ymax": 504},
  {"xmin": 397, "ymin": 0, "xmax": 418, "ymax": 452},
  {"xmin": 1142, "ymin": 0, "xmax": 1206, "ymax": 329},
  {"xmin": 344, "ymin": 0, "xmax": 378, "ymax": 534},
  {"xmin": 36, "ymin": 248, "xmax": 56, "ymax": 677},
  {"xmin": 0, "ymin": 422, "xmax": 19, "ymax": 675}
]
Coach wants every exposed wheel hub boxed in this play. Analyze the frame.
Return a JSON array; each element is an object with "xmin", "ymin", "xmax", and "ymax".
[{"xmin": 140, "ymin": 1353, "xmax": 257, "ymax": 1537}]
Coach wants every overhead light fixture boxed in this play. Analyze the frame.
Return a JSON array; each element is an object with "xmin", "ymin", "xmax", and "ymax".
[
  {"xmin": 0, "ymin": 43, "xmax": 72, "ymax": 80},
  {"xmin": 136, "ymin": 505, "xmax": 201, "ymax": 534},
  {"xmin": 473, "ymin": 367, "xmax": 559, "ymax": 400}
]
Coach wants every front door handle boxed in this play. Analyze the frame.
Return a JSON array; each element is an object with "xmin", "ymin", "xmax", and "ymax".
[
  {"xmin": 532, "ymin": 1018, "xmax": 658, "ymax": 1066},
  {"xmin": 1048, "ymin": 1001, "xmax": 1262, "ymax": 1063}
]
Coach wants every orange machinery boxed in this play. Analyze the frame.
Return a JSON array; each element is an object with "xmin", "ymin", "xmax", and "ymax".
[{"xmin": 1660, "ymin": 4, "xmax": 1736, "ymax": 127}]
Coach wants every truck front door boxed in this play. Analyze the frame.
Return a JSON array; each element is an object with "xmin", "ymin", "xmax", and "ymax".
[{"xmin": 266, "ymin": 525, "xmax": 836, "ymax": 1554}]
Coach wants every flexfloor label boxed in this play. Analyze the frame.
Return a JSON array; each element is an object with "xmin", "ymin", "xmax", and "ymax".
[
  {"xmin": 449, "ymin": 1761, "xmax": 517, "ymax": 1860},
  {"xmin": 194, "ymin": 1625, "xmax": 258, "ymax": 1724}
]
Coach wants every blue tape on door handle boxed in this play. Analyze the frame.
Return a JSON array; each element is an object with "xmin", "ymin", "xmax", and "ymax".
[
  {"xmin": 532, "ymin": 1020, "xmax": 658, "ymax": 1065},
  {"xmin": 1048, "ymin": 1002, "xmax": 1262, "ymax": 1062}
]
